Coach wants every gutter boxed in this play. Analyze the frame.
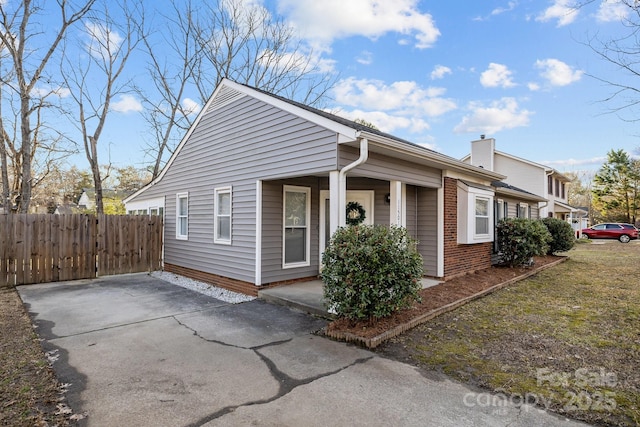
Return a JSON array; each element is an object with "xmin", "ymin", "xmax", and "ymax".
[
  {"xmin": 339, "ymin": 135, "xmax": 368, "ymax": 226},
  {"xmin": 356, "ymin": 130, "xmax": 505, "ymax": 181}
]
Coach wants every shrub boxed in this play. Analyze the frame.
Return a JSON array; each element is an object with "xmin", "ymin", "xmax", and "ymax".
[
  {"xmin": 496, "ymin": 218, "xmax": 552, "ymax": 267},
  {"xmin": 541, "ymin": 217, "xmax": 575, "ymax": 254},
  {"xmin": 321, "ymin": 225, "xmax": 423, "ymax": 321}
]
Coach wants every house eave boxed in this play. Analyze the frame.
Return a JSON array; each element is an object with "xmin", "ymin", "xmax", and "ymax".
[
  {"xmin": 495, "ymin": 187, "xmax": 547, "ymax": 202},
  {"xmin": 356, "ymin": 131, "xmax": 505, "ymax": 181}
]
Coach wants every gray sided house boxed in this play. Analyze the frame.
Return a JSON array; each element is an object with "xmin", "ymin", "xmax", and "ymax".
[{"xmin": 125, "ymin": 79, "xmax": 505, "ymax": 296}]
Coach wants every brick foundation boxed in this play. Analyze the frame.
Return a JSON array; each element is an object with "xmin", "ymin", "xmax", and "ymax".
[
  {"xmin": 164, "ymin": 263, "xmax": 317, "ymax": 296},
  {"xmin": 443, "ymin": 177, "xmax": 492, "ymax": 279}
]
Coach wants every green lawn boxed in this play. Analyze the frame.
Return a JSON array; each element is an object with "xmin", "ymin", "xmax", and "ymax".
[{"xmin": 381, "ymin": 241, "xmax": 640, "ymax": 426}]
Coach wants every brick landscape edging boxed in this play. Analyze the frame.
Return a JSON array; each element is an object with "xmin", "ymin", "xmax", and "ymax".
[{"xmin": 322, "ymin": 256, "xmax": 568, "ymax": 349}]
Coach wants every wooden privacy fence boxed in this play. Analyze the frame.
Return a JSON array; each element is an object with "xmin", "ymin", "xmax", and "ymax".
[{"xmin": 0, "ymin": 214, "xmax": 163, "ymax": 287}]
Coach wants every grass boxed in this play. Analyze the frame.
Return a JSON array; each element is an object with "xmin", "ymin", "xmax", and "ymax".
[
  {"xmin": 382, "ymin": 241, "xmax": 640, "ymax": 426},
  {"xmin": 0, "ymin": 287, "xmax": 73, "ymax": 426}
]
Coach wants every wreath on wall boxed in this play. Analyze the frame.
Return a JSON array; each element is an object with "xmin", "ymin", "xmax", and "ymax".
[{"xmin": 345, "ymin": 201, "xmax": 366, "ymax": 226}]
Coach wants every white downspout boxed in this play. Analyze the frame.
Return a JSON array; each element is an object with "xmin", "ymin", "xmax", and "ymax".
[{"xmin": 339, "ymin": 137, "xmax": 369, "ymax": 226}]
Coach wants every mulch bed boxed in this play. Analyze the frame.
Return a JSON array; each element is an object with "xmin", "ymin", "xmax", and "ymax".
[{"xmin": 322, "ymin": 255, "xmax": 566, "ymax": 347}]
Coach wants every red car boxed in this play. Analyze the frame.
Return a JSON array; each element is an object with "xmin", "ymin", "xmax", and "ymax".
[{"xmin": 581, "ymin": 223, "xmax": 639, "ymax": 243}]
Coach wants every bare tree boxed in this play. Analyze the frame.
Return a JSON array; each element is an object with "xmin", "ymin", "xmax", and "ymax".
[
  {"xmin": 140, "ymin": 0, "xmax": 336, "ymax": 179},
  {"xmin": 62, "ymin": 0, "xmax": 143, "ymax": 213},
  {"xmin": 137, "ymin": 1, "xmax": 204, "ymax": 179},
  {"xmin": 0, "ymin": 0, "xmax": 95, "ymax": 213},
  {"xmin": 578, "ymin": 1, "xmax": 640, "ymax": 122}
]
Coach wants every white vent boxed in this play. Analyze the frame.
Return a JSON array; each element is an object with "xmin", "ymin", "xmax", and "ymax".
[{"xmin": 206, "ymin": 85, "xmax": 245, "ymax": 113}]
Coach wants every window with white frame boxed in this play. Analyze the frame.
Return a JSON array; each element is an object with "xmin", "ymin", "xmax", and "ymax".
[
  {"xmin": 176, "ymin": 192, "xmax": 188, "ymax": 240},
  {"xmin": 214, "ymin": 187, "xmax": 232, "ymax": 244},
  {"xmin": 283, "ymin": 186, "xmax": 310, "ymax": 267},
  {"xmin": 457, "ymin": 182, "xmax": 494, "ymax": 244},
  {"xmin": 496, "ymin": 199, "xmax": 505, "ymax": 221},
  {"xmin": 517, "ymin": 203, "xmax": 529, "ymax": 219},
  {"xmin": 475, "ymin": 197, "xmax": 490, "ymax": 236}
]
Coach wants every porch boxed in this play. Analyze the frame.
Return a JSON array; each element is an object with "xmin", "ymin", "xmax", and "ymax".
[{"xmin": 258, "ymin": 277, "xmax": 442, "ymax": 319}]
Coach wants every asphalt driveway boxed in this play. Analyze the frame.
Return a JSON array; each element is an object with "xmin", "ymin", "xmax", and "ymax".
[{"xmin": 18, "ymin": 274, "xmax": 590, "ymax": 427}]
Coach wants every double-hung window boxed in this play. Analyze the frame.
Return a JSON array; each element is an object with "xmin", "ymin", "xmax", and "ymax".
[
  {"xmin": 475, "ymin": 196, "xmax": 490, "ymax": 236},
  {"xmin": 517, "ymin": 203, "xmax": 529, "ymax": 219},
  {"xmin": 283, "ymin": 186, "xmax": 310, "ymax": 268},
  {"xmin": 176, "ymin": 192, "xmax": 188, "ymax": 240},
  {"xmin": 214, "ymin": 187, "xmax": 232, "ymax": 244}
]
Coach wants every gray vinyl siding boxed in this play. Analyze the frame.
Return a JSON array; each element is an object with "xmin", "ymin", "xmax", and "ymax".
[
  {"xmin": 417, "ymin": 187, "xmax": 438, "ymax": 275},
  {"xmin": 337, "ymin": 177, "xmax": 391, "ymax": 225},
  {"xmin": 406, "ymin": 185, "xmax": 418, "ymax": 239},
  {"xmin": 499, "ymin": 196, "xmax": 540, "ymax": 220},
  {"xmin": 339, "ymin": 146, "xmax": 441, "ymax": 188},
  {"xmin": 261, "ymin": 178, "xmax": 320, "ymax": 283},
  {"xmin": 129, "ymin": 93, "xmax": 338, "ymax": 283}
]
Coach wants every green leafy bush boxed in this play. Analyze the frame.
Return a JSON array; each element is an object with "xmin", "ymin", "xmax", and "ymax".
[
  {"xmin": 541, "ymin": 217, "xmax": 576, "ymax": 254},
  {"xmin": 496, "ymin": 218, "xmax": 552, "ymax": 267},
  {"xmin": 321, "ymin": 225, "xmax": 423, "ymax": 320}
]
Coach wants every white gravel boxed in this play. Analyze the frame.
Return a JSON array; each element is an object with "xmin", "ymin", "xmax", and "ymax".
[{"xmin": 151, "ymin": 271, "xmax": 256, "ymax": 304}]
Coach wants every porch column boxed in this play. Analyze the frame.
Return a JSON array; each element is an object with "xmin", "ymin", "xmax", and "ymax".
[
  {"xmin": 255, "ymin": 180, "xmax": 262, "ymax": 286},
  {"xmin": 390, "ymin": 180, "xmax": 406, "ymax": 227},
  {"xmin": 329, "ymin": 171, "xmax": 341, "ymax": 232}
]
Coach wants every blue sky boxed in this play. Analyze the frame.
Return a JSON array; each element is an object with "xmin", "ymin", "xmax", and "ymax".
[{"xmin": 62, "ymin": 0, "xmax": 640, "ymax": 173}]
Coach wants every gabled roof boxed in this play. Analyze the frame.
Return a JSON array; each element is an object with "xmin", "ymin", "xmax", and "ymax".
[
  {"xmin": 461, "ymin": 148, "xmax": 571, "ymax": 182},
  {"xmin": 491, "ymin": 181, "xmax": 547, "ymax": 202},
  {"xmin": 126, "ymin": 79, "xmax": 503, "ymax": 203}
]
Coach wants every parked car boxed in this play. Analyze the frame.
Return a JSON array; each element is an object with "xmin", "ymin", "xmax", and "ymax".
[{"xmin": 581, "ymin": 223, "xmax": 639, "ymax": 243}]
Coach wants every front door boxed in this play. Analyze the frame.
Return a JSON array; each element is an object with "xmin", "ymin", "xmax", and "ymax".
[{"xmin": 319, "ymin": 190, "xmax": 375, "ymax": 264}]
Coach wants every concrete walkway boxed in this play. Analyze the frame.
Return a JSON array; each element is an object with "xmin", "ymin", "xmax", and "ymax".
[
  {"xmin": 258, "ymin": 277, "xmax": 442, "ymax": 318},
  {"xmin": 18, "ymin": 274, "xmax": 590, "ymax": 427}
]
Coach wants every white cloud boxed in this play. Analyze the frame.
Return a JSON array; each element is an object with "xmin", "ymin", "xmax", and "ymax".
[
  {"xmin": 596, "ymin": 0, "xmax": 629, "ymax": 22},
  {"xmin": 454, "ymin": 97, "xmax": 532, "ymax": 134},
  {"xmin": 111, "ymin": 94, "xmax": 143, "ymax": 113},
  {"xmin": 181, "ymin": 98, "xmax": 201, "ymax": 116},
  {"xmin": 535, "ymin": 58, "xmax": 583, "ymax": 86},
  {"xmin": 276, "ymin": 0, "xmax": 440, "ymax": 50},
  {"xmin": 334, "ymin": 108, "xmax": 430, "ymax": 133},
  {"xmin": 259, "ymin": 48, "xmax": 337, "ymax": 74},
  {"xmin": 536, "ymin": 0, "xmax": 578, "ymax": 27},
  {"xmin": 329, "ymin": 77, "xmax": 457, "ymax": 136},
  {"xmin": 85, "ymin": 21, "xmax": 123, "ymax": 59},
  {"xmin": 333, "ymin": 77, "xmax": 456, "ymax": 117},
  {"xmin": 542, "ymin": 156, "xmax": 607, "ymax": 167},
  {"xmin": 474, "ymin": 1, "xmax": 518, "ymax": 21},
  {"xmin": 527, "ymin": 82, "xmax": 541, "ymax": 91},
  {"xmin": 430, "ymin": 65, "xmax": 452, "ymax": 80},
  {"xmin": 491, "ymin": 1, "xmax": 518, "ymax": 16},
  {"xmin": 356, "ymin": 51, "xmax": 373, "ymax": 65},
  {"xmin": 31, "ymin": 86, "xmax": 71, "ymax": 99},
  {"xmin": 480, "ymin": 63, "xmax": 516, "ymax": 88}
]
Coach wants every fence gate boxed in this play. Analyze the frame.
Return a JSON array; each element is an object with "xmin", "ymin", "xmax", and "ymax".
[{"xmin": 0, "ymin": 214, "xmax": 163, "ymax": 287}]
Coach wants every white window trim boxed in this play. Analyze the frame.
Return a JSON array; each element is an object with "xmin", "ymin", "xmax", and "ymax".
[
  {"xmin": 176, "ymin": 192, "xmax": 188, "ymax": 240},
  {"xmin": 518, "ymin": 202, "xmax": 529, "ymax": 219},
  {"xmin": 475, "ymin": 196, "xmax": 491, "ymax": 238},
  {"xmin": 282, "ymin": 185, "xmax": 311, "ymax": 269},
  {"xmin": 214, "ymin": 186, "xmax": 232, "ymax": 245},
  {"xmin": 496, "ymin": 199, "xmax": 505, "ymax": 221},
  {"xmin": 457, "ymin": 181, "xmax": 494, "ymax": 244}
]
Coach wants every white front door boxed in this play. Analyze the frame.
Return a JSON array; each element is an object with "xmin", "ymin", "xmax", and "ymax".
[{"xmin": 319, "ymin": 190, "xmax": 375, "ymax": 264}]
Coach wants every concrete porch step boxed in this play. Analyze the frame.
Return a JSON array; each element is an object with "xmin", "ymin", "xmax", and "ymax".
[
  {"xmin": 258, "ymin": 277, "xmax": 442, "ymax": 320},
  {"xmin": 258, "ymin": 280, "xmax": 333, "ymax": 319}
]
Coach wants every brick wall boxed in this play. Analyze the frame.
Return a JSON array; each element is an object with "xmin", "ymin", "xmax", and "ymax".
[
  {"xmin": 164, "ymin": 263, "xmax": 316, "ymax": 296},
  {"xmin": 443, "ymin": 177, "xmax": 492, "ymax": 279}
]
